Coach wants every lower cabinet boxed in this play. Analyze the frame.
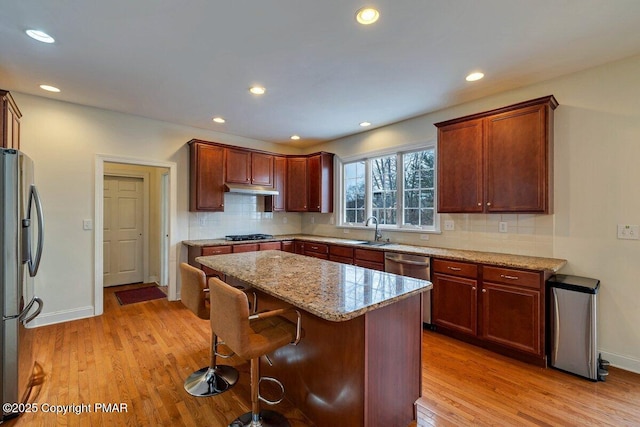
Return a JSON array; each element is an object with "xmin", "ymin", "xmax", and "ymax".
[
  {"xmin": 432, "ymin": 258, "xmax": 547, "ymax": 365},
  {"xmin": 354, "ymin": 249, "xmax": 384, "ymax": 271}
]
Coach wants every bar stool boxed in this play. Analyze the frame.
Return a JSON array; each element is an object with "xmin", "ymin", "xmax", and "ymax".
[
  {"xmin": 208, "ymin": 277, "xmax": 302, "ymax": 427},
  {"xmin": 179, "ymin": 263, "xmax": 239, "ymax": 397}
]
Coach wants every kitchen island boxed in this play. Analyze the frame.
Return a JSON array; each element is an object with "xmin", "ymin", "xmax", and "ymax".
[{"xmin": 196, "ymin": 250, "xmax": 432, "ymax": 427}]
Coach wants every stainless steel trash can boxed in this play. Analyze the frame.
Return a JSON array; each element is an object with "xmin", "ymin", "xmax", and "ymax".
[{"xmin": 548, "ymin": 274, "xmax": 605, "ymax": 381}]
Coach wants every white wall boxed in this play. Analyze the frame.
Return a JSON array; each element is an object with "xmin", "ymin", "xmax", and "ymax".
[
  {"xmin": 309, "ymin": 54, "xmax": 640, "ymax": 373},
  {"xmin": 15, "ymin": 93, "xmax": 300, "ymax": 325}
]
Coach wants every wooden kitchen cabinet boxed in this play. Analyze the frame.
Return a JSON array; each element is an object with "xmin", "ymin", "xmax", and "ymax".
[
  {"xmin": 304, "ymin": 242, "xmax": 329, "ymax": 260},
  {"xmin": 308, "ymin": 152, "xmax": 334, "ymax": 213},
  {"xmin": 432, "ymin": 259, "xmax": 478, "ymax": 336},
  {"xmin": 189, "ymin": 141, "xmax": 225, "ymax": 212},
  {"xmin": 225, "ymin": 149, "xmax": 274, "ymax": 186},
  {"xmin": 233, "ymin": 243, "xmax": 259, "ymax": 253},
  {"xmin": 265, "ymin": 156, "xmax": 286, "ymax": 212},
  {"xmin": 436, "ymin": 96, "xmax": 557, "ymax": 214},
  {"xmin": 329, "ymin": 245, "xmax": 354, "ymax": 264},
  {"xmin": 432, "ymin": 258, "xmax": 547, "ymax": 365},
  {"xmin": 281, "ymin": 240, "xmax": 295, "ymax": 253},
  {"xmin": 259, "ymin": 241, "xmax": 281, "ymax": 251},
  {"xmin": 1, "ymin": 89, "xmax": 21, "ymax": 150},
  {"xmin": 286, "ymin": 157, "xmax": 308, "ymax": 211},
  {"xmin": 188, "ymin": 245, "xmax": 232, "ymax": 277},
  {"xmin": 354, "ymin": 248, "xmax": 384, "ymax": 271}
]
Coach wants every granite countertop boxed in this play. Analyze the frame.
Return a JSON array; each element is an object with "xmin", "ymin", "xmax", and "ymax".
[
  {"xmin": 184, "ymin": 234, "xmax": 567, "ymax": 272},
  {"xmin": 196, "ymin": 250, "xmax": 432, "ymax": 322}
]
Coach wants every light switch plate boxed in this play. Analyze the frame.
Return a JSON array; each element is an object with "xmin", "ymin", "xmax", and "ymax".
[
  {"xmin": 617, "ymin": 224, "xmax": 639, "ymax": 240},
  {"xmin": 83, "ymin": 219, "xmax": 93, "ymax": 230},
  {"xmin": 444, "ymin": 220, "xmax": 455, "ymax": 231},
  {"xmin": 499, "ymin": 222, "xmax": 508, "ymax": 233}
]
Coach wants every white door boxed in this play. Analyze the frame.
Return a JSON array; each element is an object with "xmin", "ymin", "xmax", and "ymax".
[{"xmin": 103, "ymin": 176, "xmax": 144, "ymax": 286}]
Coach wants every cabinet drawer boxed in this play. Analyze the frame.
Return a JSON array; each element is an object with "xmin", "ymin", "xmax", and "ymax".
[
  {"xmin": 305, "ymin": 251, "xmax": 329, "ymax": 260},
  {"xmin": 483, "ymin": 266, "xmax": 541, "ymax": 289},
  {"xmin": 305, "ymin": 243, "xmax": 329, "ymax": 254},
  {"xmin": 281, "ymin": 241, "xmax": 295, "ymax": 253},
  {"xmin": 354, "ymin": 248, "xmax": 384, "ymax": 263},
  {"xmin": 329, "ymin": 255, "xmax": 353, "ymax": 265},
  {"xmin": 233, "ymin": 243, "xmax": 259, "ymax": 253},
  {"xmin": 259, "ymin": 241, "xmax": 281, "ymax": 251},
  {"xmin": 330, "ymin": 245, "xmax": 354, "ymax": 258},
  {"xmin": 433, "ymin": 259, "xmax": 478, "ymax": 279},
  {"xmin": 202, "ymin": 246, "xmax": 232, "ymax": 256},
  {"xmin": 355, "ymin": 260, "xmax": 384, "ymax": 271}
]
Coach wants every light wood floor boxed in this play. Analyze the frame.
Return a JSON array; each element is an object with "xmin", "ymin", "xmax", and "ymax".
[{"xmin": 8, "ymin": 284, "xmax": 640, "ymax": 426}]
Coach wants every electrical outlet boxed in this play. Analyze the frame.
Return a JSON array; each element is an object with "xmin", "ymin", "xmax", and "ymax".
[
  {"xmin": 420, "ymin": 234, "xmax": 429, "ymax": 240},
  {"xmin": 310, "ymin": 215, "xmax": 315, "ymax": 224},
  {"xmin": 330, "ymin": 216, "xmax": 335, "ymax": 225},
  {"xmin": 82, "ymin": 219, "xmax": 93, "ymax": 230},
  {"xmin": 444, "ymin": 220, "xmax": 455, "ymax": 231},
  {"xmin": 499, "ymin": 222, "xmax": 508, "ymax": 233},
  {"xmin": 282, "ymin": 216, "xmax": 288, "ymax": 224},
  {"xmin": 617, "ymin": 224, "xmax": 640, "ymax": 240}
]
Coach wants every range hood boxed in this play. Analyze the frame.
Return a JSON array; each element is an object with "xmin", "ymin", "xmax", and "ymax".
[{"xmin": 224, "ymin": 183, "xmax": 279, "ymax": 196}]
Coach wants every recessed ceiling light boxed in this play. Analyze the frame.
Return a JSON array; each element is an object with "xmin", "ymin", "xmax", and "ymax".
[
  {"xmin": 465, "ymin": 72, "xmax": 485, "ymax": 82},
  {"xmin": 39, "ymin": 84, "xmax": 60, "ymax": 93},
  {"xmin": 249, "ymin": 86, "xmax": 266, "ymax": 95},
  {"xmin": 26, "ymin": 29, "xmax": 55, "ymax": 43},
  {"xmin": 359, "ymin": 121, "xmax": 372, "ymax": 127},
  {"xmin": 212, "ymin": 117, "xmax": 226, "ymax": 123},
  {"xmin": 356, "ymin": 7, "xmax": 380, "ymax": 25},
  {"xmin": 290, "ymin": 135, "xmax": 301, "ymax": 140}
]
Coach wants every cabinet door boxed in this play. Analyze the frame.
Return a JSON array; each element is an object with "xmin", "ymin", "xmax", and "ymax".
[
  {"xmin": 259, "ymin": 241, "xmax": 281, "ymax": 251},
  {"xmin": 225, "ymin": 148, "xmax": 251, "ymax": 184},
  {"xmin": 437, "ymin": 119, "xmax": 484, "ymax": 213},
  {"xmin": 308, "ymin": 153, "xmax": 334, "ymax": 213},
  {"xmin": 480, "ymin": 282, "xmax": 541, "ymax": 356},
  {"xmin": 432, "ymin": 273, "xmax": 478, "ymax": 336},
  {"xmin": 190, "ymin": 143, "xmax": 225, "ymax": 211},
  {"xmin": 294, "ymin": 241, "xmax": 305, "ymax": 254},
  {"xmin": 233, "ymin": 243, "xmax": 259, "ymax": 253},
  {"xmin": 1, "ymin": 91, "xmax": 21, "ymax": 150},
  {"xmin": 251, "ymin": 152, "xmax": 273, "ymax": 186},
  {"xmin": 485, "ymin": 104, "xmax": 549, "ymax": 213},
  {"xmin": 286, "ymin": 157, "xmax": 308, "ymax": 211},
  {"xmin": 281, "ymin": 241, "xmax": 295, "ymax": 253},
  {"xmin": 265, "ymin": 156, "xmax": 286, "ymax": 212}
]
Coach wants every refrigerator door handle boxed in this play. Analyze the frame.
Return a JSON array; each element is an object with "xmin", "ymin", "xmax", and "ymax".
[
  {"xmin": 18, "ymin": 297, "xmax": 43, "ymax": 325},
  {"xmin": 26, "ymin": 184, "xmax": 45, "ymax": 277}
]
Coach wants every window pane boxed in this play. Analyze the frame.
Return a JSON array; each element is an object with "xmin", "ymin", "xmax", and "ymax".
[
  {"xmin": 344, "ymin": 161, "xmax": 366, "ymax": 224},
  {"xmin": 402, "ymin": 149, "xmax": 435, "ymax": 227}
]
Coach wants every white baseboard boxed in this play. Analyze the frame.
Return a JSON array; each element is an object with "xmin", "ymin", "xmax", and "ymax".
[
  {"xmin": 599, "ymin": 350, "xmax": 640, "ymax": 375},
  {"xmin": 28, "ymin": 306, "xmax": 95, "ymax": 328}
]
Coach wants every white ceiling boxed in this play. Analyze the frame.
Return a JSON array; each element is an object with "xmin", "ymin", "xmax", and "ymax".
[{"xmin": 2, "ymin": 1, "xmax": 640, "ymax": 146}]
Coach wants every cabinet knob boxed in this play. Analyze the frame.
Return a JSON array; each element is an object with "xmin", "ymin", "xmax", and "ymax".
[
  {"xmin": 477, "ymin": 203, "xmax": 482, "ymax": 206},
  {"xmin": 482, "ymin": 289, "xmax": 487, "ymax": 293},
  {"xmin": 472, "ymin": 287, "xmax": 476, "ymax": 291},
  {"xmin": 221, "ymin": 203, "xmax": 224, "ymax": 207},
  {"xmin": 486, "ymin": 202, "xmax": 491, "ymax": 206},
  {"xmin": 317, "ymin": 205, "xmax": 320, "ymax": 209}
]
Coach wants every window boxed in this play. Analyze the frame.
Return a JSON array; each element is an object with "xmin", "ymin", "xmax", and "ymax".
[{"xmin": 340, "ymin": 146, "xmax": 437, "ymax": 231}]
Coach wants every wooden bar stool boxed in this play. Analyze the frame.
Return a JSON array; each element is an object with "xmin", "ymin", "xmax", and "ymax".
[
  {"xmin": 179, "ymin": 263, "xmax": 239, "ymax": 397},
  {"xmin": 208, "ymin": 277, "xmax": 302, "ymax": 427}
]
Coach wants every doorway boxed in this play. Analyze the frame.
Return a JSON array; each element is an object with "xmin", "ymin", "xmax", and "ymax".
[{"xmin": 94, "ymin": 155, "xmax": 177, "ymax": 316}]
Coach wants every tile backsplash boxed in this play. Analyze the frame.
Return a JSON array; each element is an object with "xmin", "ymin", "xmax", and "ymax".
[{"xmin": 188, "ymin": 193, "xmax": 301, "ymax": 240}]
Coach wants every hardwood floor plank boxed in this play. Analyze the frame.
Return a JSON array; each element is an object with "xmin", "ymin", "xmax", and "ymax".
[{"xmin": 7, "ymin": 283, "xmax": 640, "ymax": 427}]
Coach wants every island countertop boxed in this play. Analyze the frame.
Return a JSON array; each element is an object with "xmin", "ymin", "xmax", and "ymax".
[{"xmin": 196, "ymin": 250, "xmax": 432, "ymax": 322}]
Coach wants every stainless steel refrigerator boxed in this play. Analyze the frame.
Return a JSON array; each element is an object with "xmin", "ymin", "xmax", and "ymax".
[{"xmin": 1, "ymin": 148, "xmax": 44, "ymax": 422}]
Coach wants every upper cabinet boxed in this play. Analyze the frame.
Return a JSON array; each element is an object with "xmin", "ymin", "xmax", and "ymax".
[
  {"xmin": 1, "ymin": 89, "xmax": 22, "ymax": 150},
  {"xmin": 189, "ymin": 140, "xmax": 334, "ymax": 213},
  {"xmin": 436, "ymin": 96, "xmax": 558, "ymax": 214},
  {"xmin": 225, "ymin": 148, "xmax": 274, "ymax": 186},
  {"xmin": 189, "ymin": 141, "xmax": 225, "ymax": 211},
  {"xmin": 286, "ymin": 153, "xmax": 334, "ymax": 213},
  {"xmin": 286, "ymin": 156, "xmax": 308, "ymax": 212}
]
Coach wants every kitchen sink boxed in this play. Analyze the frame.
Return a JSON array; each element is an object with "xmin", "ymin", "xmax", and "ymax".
[{"xmin": 357, "ymin": 241, "xmax": 390, "ymax": 247}]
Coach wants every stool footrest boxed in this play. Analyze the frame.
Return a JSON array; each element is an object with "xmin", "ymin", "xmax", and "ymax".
[{"xmin": 258, "ymin": 376, "xmax": 285, "ymax": 405}]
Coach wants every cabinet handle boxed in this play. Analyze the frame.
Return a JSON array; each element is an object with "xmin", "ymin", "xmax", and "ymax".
[
  {"xmin": 447, "ymin": 266, "xmax": 462, "ymax": 271},
  {"xmin": 486, "ymin": 202, "xmax": 491, "ymax": 206},
  {"xmin": 472, "ymin": 287, "xmax": 476, "ymax": 291},
  {"xmin": 317, "ymin": 205, "xmax": 320, "ymax": 209},
  {"xmin": 482, "ymin": 289, "xmax": 487, "ymax": 293},
  {"xmin": 311, "ymin": 246, "xmax": 318, "ymax": 250},
  {"xmin": 500, "ymin": 274, "xmax": 519, "ymax": 280},
  {"xmin": 221, "ymin": 203, "xmax": 224, "ymax": 207},
  {"xmin": 477, "ymin": 203, "xmax": 482, "ymax": 206}
]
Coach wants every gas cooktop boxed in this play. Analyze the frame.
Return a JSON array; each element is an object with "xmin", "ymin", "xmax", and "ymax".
[{"xmin": 225, "ymin": 234, "xmax": 274, "ymax": 241}]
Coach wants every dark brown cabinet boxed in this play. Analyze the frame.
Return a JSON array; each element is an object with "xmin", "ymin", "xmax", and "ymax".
[
  {"xmin": 265, "ymin": 156, "xmax": 286, "ymax": 212},
  {"xmin": 225, "ymin": 149, "xmax": 273, "ymax": 186},
  {"xmin": 189, "ymin": 141, "xmax": 225, "ymax": 212},
  {"xmin": 1, "ymin": 89, "xmax": 21, "ymax": 150},
  {"xmin": 436, "ymin": 96, "xmax": 557, "ymax": 214},
  {"xmin": 354, "ymin": 248, "xmax": 384, "ymax": 271},
  {"xmin": 308, "ymin": 152, "xmax": 334, "ymax": 213},
  {"xmin": 304, "ymin": 242, "xmax": 329, "ymax": 260},
  {"xmin": 329, "ymin": 245, "xmax": 354, "ymax": 264},
  {"xmin": 286, "ymin": 157, "xmax": 308, "ymax": 212},
  {"xmin": 281, "ymin": 240, "xmax": 295, "ymax": 253},
  {"xmin": 432, "ymin": 258, "xmax": 547, "ymax": 365}
]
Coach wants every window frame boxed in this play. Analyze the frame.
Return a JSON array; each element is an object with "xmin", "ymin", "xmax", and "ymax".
[{"xmin": 337, "ymin": 141, "xmax": 439, "ymax": 233}]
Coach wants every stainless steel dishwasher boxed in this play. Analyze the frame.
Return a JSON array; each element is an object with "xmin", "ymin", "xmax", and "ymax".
[{"xmin": 384, "ymin": 252, "xmax": 431, "ymax": 326}]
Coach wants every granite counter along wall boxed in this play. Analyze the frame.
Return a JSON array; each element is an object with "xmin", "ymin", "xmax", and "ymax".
[
  {"xmin": 302, "ymin": 212, "xmax": 554, "ymax": 258},
  {"xmin": 188, "ymin": 192, "xmax": 302, "ymax": 240}
]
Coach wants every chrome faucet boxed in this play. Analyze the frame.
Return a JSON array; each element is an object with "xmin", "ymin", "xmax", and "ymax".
[{"xmin": 365, "ymin": 216, "xmax": 383, "ymax": 241}]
